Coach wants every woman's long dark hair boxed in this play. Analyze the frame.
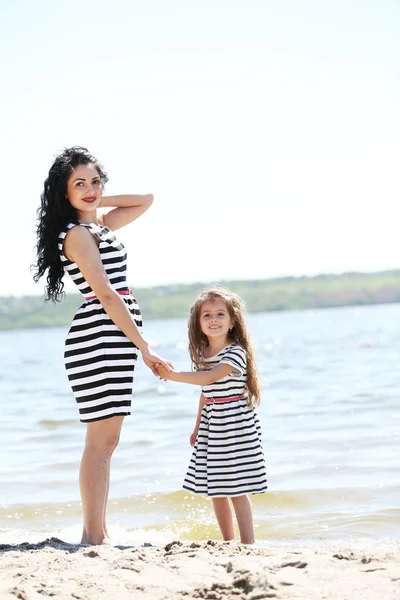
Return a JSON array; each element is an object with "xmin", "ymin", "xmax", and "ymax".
[{"xmin": 32, "ymin": 146, "xmax": 108, "ymax": 302}]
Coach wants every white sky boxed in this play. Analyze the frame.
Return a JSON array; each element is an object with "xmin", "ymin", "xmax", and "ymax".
[{"xmin": 0, "ymin": 0, "xmax": 398, "ymax": 296}]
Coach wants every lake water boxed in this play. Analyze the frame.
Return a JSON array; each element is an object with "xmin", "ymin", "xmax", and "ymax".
[{"xmin": 0, "ymin": 303, "xmax": 399, "ymax": 546}]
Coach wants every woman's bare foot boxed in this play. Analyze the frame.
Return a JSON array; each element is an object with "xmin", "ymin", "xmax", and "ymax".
[
  {"xmin": 80, "ymin": 534, "xmax": 118, "ymax": 546},
  {"xmin": 102, "ymin": 536, "xmax": 118, "ymax": 546}
]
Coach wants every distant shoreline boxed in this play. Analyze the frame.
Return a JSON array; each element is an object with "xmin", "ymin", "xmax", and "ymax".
[{"xmin": 1, "ymin": 269, "xmax": 399, "ymax": 330}]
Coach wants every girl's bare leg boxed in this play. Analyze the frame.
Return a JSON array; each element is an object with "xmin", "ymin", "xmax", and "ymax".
[
  {"xmin": 79, "ymin": 416, "xmax": 124, "ymax": 545},
  {"xmin": 212, "ymin": 497, "xmax": 235, "ymax": 541},
  {"xmin": 231, "ymin": 495, "xmax": 255, "ymax": 544}
]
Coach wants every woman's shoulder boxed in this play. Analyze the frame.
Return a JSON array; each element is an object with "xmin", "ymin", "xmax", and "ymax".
[
  {"xmin": 59, "ymin": 221, "xmax": 82, "ymax": 237},
  {"xmin": 58, "ymin": 223, "xmax": 96, "ymax": 260},
  {"xmin": 60, "ymin": 221, "xmax": 100, "ymax": 238}
]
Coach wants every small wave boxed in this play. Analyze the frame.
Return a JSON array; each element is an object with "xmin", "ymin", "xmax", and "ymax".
[
  {"xmin": 2, "ymin": 509, "xmax": 399, "ymax": 547},
  {"xmin": 157, "ymin": 411, "xmax": 194, "ymax": 421},
  {"xmin": 20, "ymin": 359, "xmax": 42, "ymax": 365},
  {"xmin": 38, "ymin": 419, "xmax": 76, "ymax": 429},
  {"xmin": 1, "ymin": 488, "xmax": 399, "ymax": 544},
  {"xmin": 134, "ymin": 386, "xmax": 179, "ymax": 398},
  {"xmin": 133, "ymin": 440, "xmax": 153, "ymax": 447}
]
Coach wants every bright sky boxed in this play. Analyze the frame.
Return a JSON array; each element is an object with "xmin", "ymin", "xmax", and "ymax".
[{"xmin": 0, "ymin": 0, "xmax": 398, "ymax": 296}]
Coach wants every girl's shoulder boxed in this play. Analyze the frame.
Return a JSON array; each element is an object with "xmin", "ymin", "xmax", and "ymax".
[
  {"xmin": 219, "ymin": 344, "xmax": 246, "ymax": 363},
  {"xmin": 221, "ymin": 344, "xmax": 246, "ymax": 356},
  {"xmin": 218, "ymin": 344, "xmax": 246, "ymax": 375},
  {"xmin": 203, "ymin": 343, "xmax": 244, "ymax": 360}
]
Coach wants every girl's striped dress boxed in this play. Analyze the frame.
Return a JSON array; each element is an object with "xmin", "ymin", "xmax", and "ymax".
[
  {"xmin": 58, "ymin": 222, "xmax": 142, "ymax": 423},
  {"xmin": 183, "ymin": 344, "xmax": 268, "ymax": 497}
]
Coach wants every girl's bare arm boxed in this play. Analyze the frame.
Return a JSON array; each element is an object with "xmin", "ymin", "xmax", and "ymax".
[
  {"xmin": 194, "ymin": 393, "xmax": 206, "ymax": 428},
  {"xmin": 190, "ymin": 393, "xmax": 206, "ymax": 446},
  {"xmin": 158, "ymin": 362, "xmax": 235, "ymax": 385}
]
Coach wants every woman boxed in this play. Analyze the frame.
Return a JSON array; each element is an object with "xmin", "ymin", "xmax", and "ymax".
[{"xmin": 33, "ymin": 146, "xmax": 172, "ymax": 545}]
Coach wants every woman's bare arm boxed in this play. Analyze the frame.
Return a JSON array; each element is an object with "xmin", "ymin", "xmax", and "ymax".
[
  {"xmin": 100, "ymin": 194, "xmax": 153, "ymax": 230},
  {"xmin": 64, "ymin": 225, "xmax": 171, "ymax": 373}
]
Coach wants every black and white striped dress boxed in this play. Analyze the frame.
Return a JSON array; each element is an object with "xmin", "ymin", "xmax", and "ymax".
[
  {"xmin": 58, "ymin": 222, "xmax": 142, "ymax": 423},
  {"xmin": 183, "ymin": 345, "xmax": 268, "ymax": 497}
]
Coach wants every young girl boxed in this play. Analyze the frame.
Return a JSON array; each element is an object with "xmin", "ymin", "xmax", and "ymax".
[
  {"xmin": 157, "ymin": 287, "xmax": 267, "ymax": 544},
  {"xmin": 33, "ymin": 146, "xmax": 172, "ymax": 545}
]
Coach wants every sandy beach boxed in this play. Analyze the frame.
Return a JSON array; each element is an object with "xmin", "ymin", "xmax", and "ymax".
[{"xmin": 0, "ymin": 538, "xmax": 399, "ymax": 600}]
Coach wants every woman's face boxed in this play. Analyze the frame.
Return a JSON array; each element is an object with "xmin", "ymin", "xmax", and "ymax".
[{"xmin": 66, "ymin": 163, "xmax": 103, "ymax": 216}]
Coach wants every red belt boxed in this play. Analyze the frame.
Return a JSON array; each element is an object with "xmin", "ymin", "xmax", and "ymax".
[
  {"xmin": 205, "ymin": 394, "xmax": 244, "ymax": 405},
  {"xmin": 85, "ymin": 289, "xmax": 133, "ymax": 301}
]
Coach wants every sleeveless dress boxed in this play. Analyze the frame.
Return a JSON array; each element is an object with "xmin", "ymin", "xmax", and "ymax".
[
  {"xmin": 58, "ymin": 222, "xmax": 142, "ymax": 423},
  {"xmin": 183, "ymin": 344, "xmax": 268, "ymax": 497}
]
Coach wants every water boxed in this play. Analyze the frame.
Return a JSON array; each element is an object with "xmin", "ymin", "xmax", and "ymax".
[{"xmin": 0, "ymin": 303, "xmax": 399, "ymax": 546}]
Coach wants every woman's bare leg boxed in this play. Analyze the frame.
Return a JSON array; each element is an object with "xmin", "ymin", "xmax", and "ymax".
[
  {"xmin": 79, "ymin": 416, "xmax": 124, "ymax": 545},
  {"xmin": 102, "ymin": 452, "xmax": 114, "ymax": 542},
  {"xmin": 231, "ymin": 495, "xmax": 255, "ymax": 544},
  {"xmin": 212, "ymin": 497, "xmax": 235, "ymax": 541}
]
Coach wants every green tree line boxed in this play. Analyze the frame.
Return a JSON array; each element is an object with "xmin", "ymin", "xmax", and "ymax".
[{"xmin": 1, "ymin": 270, "xmax": 399, "ymax": 330}]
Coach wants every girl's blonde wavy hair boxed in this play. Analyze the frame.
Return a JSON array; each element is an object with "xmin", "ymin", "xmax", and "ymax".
[{"xmin": 188, "ymin": 287, "xmax": 261, "ymax": 409}]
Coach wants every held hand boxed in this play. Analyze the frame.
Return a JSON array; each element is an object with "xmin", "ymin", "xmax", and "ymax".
[
  {"xmin": 157, "ymin": 364, "xmax": 177, "ymax": 381},
  {"xmin": 190, "ymin": 429, "xmax": 199, "ymax": 446},
  {"xmin": 141, "ymin": 348, "xmax": 174, "ymax": 377}
]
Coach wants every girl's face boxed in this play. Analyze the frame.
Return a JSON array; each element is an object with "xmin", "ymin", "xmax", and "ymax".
[
  {"xmin": 199, "ymin": 299, "xmax": 233, "ymax": 341},
  {"xmin": 66, "ymin": 163, "xmax": 103, "ymax": 216}
]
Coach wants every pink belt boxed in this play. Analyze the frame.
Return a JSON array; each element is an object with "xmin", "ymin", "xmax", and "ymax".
[
  {"xmin": 85, "ymin": 289, "xmax": 133, "ymax": 301},
  {"xmin": 205, "ymin": 394, "xmax": 244, "ymax": 405}
]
